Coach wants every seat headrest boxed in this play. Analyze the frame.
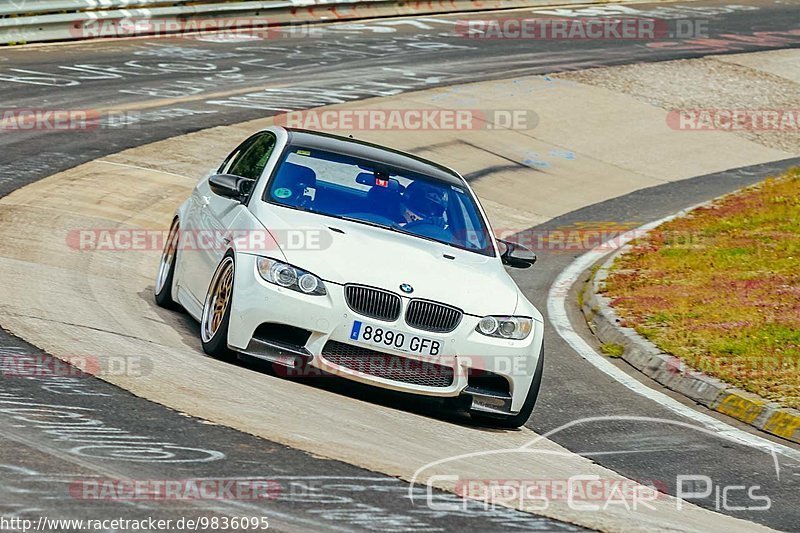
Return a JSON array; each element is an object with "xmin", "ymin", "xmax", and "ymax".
[
  {"xmin": 270, "ymin": 162, "xmax": 317, "ymax": 202},
  {"xmin": 278, "ymin": 162, "xmax": 317, "ymax": 185}
]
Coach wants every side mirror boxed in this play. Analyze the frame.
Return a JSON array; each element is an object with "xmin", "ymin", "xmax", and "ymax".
[
  {"xmin": 498, "ymin": 239, "xmax": 537, "ymax": 269},
  {"xmin": 208, "ymin": 174, "xmax": 255, "ymax": 202}
]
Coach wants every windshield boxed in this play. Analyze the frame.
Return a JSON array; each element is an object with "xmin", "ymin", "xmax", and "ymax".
[{"xmin": 263, "ymin": 146, "xmax": 495, "ymax": 256}]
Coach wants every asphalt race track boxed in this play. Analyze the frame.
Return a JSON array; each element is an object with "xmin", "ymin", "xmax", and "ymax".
[{"xmin": 1, "ymin": 0, "xmax": 800, "ymax": 531}]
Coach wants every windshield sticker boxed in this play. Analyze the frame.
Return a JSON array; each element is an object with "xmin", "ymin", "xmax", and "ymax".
[
  {"xmin": 303, "ymin": 187, "xmax": 316, "ymax": 201},
  {"xmin": 274, "ymin": 187, "xmax": 293, "ymax": 199},
  {"xmin": 296, "ymin": 150, "xmax": 311, "ymax": 156}
]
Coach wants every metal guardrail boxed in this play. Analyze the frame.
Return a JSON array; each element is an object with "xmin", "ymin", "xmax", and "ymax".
[
  {"xmin": 0, "ymin": 1, "xmax": 189, "ymax": 17},
  {"xmin": 0, "ymin": 0, "xmax": 610, "ymax": 45}
]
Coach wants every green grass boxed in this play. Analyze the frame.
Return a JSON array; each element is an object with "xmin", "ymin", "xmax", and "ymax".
[
  {"xmin": 602, "ymin": 168, "xmax": 800, "ymax": 408},
  {"xmin": 601, "ymin": 343, "xmax": 625, "ymax": 358}
]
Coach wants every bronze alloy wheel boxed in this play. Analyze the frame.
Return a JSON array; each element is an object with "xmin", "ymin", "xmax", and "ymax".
[{"xmin": 201, "ymin": 256, "xmax": 235, "ymax": 344}]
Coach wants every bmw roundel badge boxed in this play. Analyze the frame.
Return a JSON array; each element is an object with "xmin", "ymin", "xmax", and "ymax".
[{"xmin": 400, "ymin": 283, "xmax": 414, "ymax": 294}]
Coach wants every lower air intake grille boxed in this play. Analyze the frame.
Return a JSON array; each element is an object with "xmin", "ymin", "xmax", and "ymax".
[
  {"xmin": 344, "ymin": 284, "xmax": 401, "ymax": 322},
  {"xmin": 321, "ymin": 341, "xmax": 454, "ymax": 388}
]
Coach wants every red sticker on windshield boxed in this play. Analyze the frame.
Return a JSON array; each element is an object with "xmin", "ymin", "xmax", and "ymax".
[{"xmin": 375, "ymin": 178, "xmax": 389, "ymax": 187}]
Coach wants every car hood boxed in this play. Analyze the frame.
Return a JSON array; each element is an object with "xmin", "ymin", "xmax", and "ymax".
[{"xmin": 252, "ymin": 204, "xmax": 520, "ymax": 316}]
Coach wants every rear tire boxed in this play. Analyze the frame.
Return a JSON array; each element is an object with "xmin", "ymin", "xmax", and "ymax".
[
  {"xmin": 155, "ymin": 218, "xmax": 180, "ymax": 309},
  {"xmin": 471, "ymin": 345, "xmax": 544, "ymax": 429},
  {"xmin": 200, "ymin": 253, "xmax": 236, "ymax": 361}
]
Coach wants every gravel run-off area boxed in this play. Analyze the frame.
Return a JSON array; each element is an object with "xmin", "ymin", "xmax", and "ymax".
[{"xmin": 556, "ymin": 50, "xmax": 800, "ymax": 154}]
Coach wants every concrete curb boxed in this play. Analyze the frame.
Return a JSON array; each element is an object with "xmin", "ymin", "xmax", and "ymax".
[{"xmin": 580, "ymin": 241, "xmax": 800, "ymax": 445}]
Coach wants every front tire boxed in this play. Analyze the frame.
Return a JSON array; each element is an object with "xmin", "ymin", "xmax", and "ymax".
[
  {"xmin": 472, "ymin": 345, "xmax": 544, "ymax": 429},
  {"xmin": 155, "ymin": 218, "xmax": 180, "ymax": 309},
  {"xmin": 200, "ymin": 253, "xmax": 236, "ymax": 361}
]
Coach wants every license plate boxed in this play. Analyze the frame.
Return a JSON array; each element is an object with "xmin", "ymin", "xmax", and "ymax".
[{"xmin": 350, "ymin": 321, "xmax": 442, "ymax": 356}]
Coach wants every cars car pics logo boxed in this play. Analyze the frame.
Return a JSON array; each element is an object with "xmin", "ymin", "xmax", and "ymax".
[{"xmin": 400, "ymin": 283, "xmax": 414, "ymax": 294}]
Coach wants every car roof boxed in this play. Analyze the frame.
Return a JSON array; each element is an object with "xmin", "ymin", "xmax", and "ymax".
[{"xmin": 282, "ymin": 127, "xmax": 464, "ymax": 186}]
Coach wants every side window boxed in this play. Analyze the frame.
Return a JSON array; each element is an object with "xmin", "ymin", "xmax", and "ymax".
[
  {"xmin": 228, "ymin": 133, "xmax": 277, "ymax": 180},
  {"xmin": 218, "ymin": 135, "xmax": 257, "ymax": 175},
  {"xmin": 218, "ymin": 133, "xmax": 276, "ymax": 179}
]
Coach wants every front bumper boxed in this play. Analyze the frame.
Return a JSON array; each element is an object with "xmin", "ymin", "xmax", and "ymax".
[{"xmin": 228, "ymin": 254, "xmax": 544, "ymax": 414}]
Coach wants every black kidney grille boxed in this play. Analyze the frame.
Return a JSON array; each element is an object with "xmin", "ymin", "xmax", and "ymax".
[
  {"xmin": 321, "ymin": 341, "xmax": 454, "ymax": 388},
  {"xmin": 344, "ymin": 285, "xmax": 401, "ymax": 322},
  {"xmin": 405, "ymin": 299, "xmax": 462, "ymax": 333}
]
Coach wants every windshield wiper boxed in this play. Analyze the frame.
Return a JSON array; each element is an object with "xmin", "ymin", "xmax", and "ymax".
[
  {"xmin": 336, "ymin": 214, "xmax": 465, "ymax": 251},
  {"xmin": 385, "ymin": 224, "xmax": 464, "ymax": 250},
  {"xmin": 336, "ymin": 215, "xmax": 395, "ymax": 230}
]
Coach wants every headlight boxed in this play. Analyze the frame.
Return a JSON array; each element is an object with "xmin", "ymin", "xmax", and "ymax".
[
  {"xmin": 256, "ymin": 257, "xmax": 327, "ymax": 296},
  {"xmin": 475, "ymin": 316, "xmax": 532, "ymax": 340}
]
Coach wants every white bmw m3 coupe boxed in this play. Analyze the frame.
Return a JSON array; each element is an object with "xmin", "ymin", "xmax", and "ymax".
[{"xmin": 155, "ymin": 126, "xmax": 543, "ymax": 427}]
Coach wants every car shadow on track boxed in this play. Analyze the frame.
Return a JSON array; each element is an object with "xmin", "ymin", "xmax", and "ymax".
[{"xmin": 237, "ymin": 353, "xmax": 519, "ymax": 432}]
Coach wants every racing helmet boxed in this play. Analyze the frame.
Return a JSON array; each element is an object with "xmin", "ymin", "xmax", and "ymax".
[{"xmin": 402, "ymin": 181, "xmax": 448, "ymax": 222}]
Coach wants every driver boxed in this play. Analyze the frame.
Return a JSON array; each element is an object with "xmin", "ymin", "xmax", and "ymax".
[{"xmin": 399, "ymin": 181, "xmax": 448, "ymax": 227}]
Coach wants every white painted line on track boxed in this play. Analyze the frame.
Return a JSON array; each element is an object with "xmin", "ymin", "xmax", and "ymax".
[{"xmin": 547, "ymin": 207, "xmax": 800, "ymax": 463}]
